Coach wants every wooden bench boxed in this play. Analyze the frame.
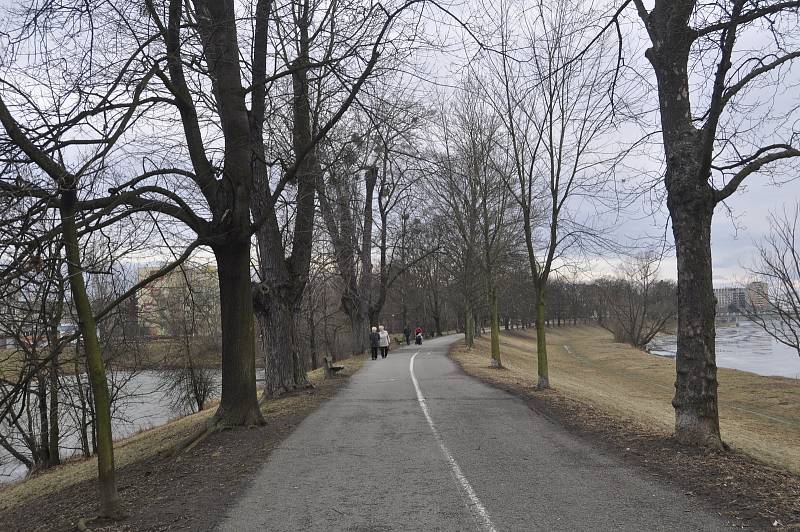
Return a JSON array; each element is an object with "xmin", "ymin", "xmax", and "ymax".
[{"xmin": 323, "ymin": 356, "xmax": 345, "ymax": 378}]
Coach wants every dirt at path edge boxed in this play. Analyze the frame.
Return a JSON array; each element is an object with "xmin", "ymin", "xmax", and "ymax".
[{"xmin": 0, "ymin": 361, "xmax": 363, "ymax": 532}]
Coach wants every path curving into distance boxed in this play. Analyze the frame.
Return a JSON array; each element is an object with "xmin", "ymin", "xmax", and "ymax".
[{"xmin": 217, "ymin": 336, "xmax": 730, "ymax": 531}]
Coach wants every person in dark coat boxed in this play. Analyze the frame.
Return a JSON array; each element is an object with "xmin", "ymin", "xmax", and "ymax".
[
  {"xmin": 403, "ymin": 326, "xmax": 411, "ymax": 345},
  {"xmin": 369, "ymin": 327, "xmax": 380, "ymax": 360}
]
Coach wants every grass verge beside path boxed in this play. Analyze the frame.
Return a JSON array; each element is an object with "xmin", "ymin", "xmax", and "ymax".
[
  {"xmin": 0, "ymin": 355, "xmax": 366, "ymax": 531},
  {"xmin": 451, "ymin": 327, "xmax": 800, "ymax": 530}
]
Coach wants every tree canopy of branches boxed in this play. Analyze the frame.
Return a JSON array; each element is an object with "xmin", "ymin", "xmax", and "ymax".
[
  {"xmin": 434, "ymin": 81, "xmax": 518, "ymax": 366},
  {"xmin": 1, "ymin": 0, "xmax": 425, "ymax": 515}
]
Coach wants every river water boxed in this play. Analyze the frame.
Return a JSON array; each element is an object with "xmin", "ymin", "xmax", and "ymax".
[
  {"xmin": 0, "ymin": 370, "xmax": 217, "ymax": 484},
  {"xmin": 648, "ymin": 320, "xmax": 800, "ymax": 379}
]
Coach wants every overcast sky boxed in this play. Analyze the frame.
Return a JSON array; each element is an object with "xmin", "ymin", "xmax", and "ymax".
[
  {"xmin": 2, "ymin": 0, "xmax": 797, "ymax": 287},
  {"xmin": 418, "ymin": 0, "xmax": 800, "ymax": 286}
]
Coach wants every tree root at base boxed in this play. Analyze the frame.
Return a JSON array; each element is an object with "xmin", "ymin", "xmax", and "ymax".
[
  {"xmin": 169, "ymin": 421, "xmax": 220, "ymax": 459},
  {"xmin": 169, "ymin": 408, "xmax": 270, "ymax": 459},
  {"xmin": 259, "ymin": 381, "xmax": 314, "ymax": 404}
]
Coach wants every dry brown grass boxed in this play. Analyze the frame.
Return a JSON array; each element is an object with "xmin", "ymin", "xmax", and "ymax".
[
  {"xmin": 0, "ymin": 356, "xmax": 365, "ymax": 513},
  {"xmin": 453, "ymin": 326, "xmax": 799, "ymax": 475}
]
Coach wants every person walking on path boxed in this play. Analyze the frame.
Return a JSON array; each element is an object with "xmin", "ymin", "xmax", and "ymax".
[
  {"xmin": 378, "ymin": 325, "xmax": 390, "ymax": 358},
  {"xmin": 369, "ymin": 327, "xmax": 380, "ymax": 360},
  {"xmin": 403, "ymin": 326, "xmax": 411, "ymax": 345}
]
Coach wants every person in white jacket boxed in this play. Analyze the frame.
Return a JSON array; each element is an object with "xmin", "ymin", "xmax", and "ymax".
[{"xmin": 378, "ymin": 325, "xmax": 390, "ymax": 358}]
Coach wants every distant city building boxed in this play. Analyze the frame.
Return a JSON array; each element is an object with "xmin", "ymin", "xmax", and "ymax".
[
  {"xmin": 714, "ymin": 282, "xmax": 770, "ymax": 314},
  {"xmin": 745, "ymin": 281, "xmax": 769, "ymax": 311},
  {"xmin": 136, "ymin": 264, "xmax": 220, "ymax": 337},
  {"xmin": 714, "ymin": 286, "xmax": 747, "ymax": 313}
]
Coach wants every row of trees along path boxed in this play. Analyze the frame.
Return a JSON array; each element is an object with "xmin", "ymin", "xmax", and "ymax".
[
  {"xmin": 0, "ymin": 0, "xmax": 799, "ymax": 521},
  {"xmin": 0, "ymin": 0, "xmax": 423, "ymax": 517}
]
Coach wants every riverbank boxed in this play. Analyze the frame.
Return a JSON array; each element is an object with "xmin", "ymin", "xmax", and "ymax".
[
  {"xmin": 0, "ymin": 338, "xmax": 224, "ymax": 374},
  {"xmin": 451, "ymin": 326, "xmax": 800, "ymax": 529},
  {"xmin": 649, "ymin": 319, "xmax": 800, "ymax": 379},
  {"xmin": 0, "ymin": 355, "xmax": 365, "ymax": 531}
]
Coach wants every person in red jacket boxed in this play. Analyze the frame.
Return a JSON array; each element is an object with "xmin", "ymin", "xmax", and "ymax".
[{"xmin": 414, "ymin": 326, "xmax": 424, "ymax": 345}]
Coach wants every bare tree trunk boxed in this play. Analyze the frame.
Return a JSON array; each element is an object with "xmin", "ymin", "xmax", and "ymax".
[
  {"xmin": 213, "ymin": 241, "xmax": 264, "ymax": 427},
  {"xmin": 669, "ymin": 191, "xmax": 722, "ymax": 448},
  {"xmin": 348, "ymin": 310, "xmax": 368, "ymax": 357},
  {"xmin": 642, "ymin": 4, "xmax": 723, "ymax": 447},
  {"xmin": 60, "ymin": 192, "xmax": 122, "ymax": 517},
  {"xmin": 489, "ymin": 285, "xmax": 502, "ymax": 368},
  {"xmin": 48, "ymin": 352, "xmax": 60, "ymax": 466},
  {"xmin": 258, "ymin": 295, "xmax": 308, "ymax": 397},
  {"xmin": 36, "ymin": 376, "xmax": 49, "ymax": 468},
  {"xmin": 308, "ymin": 311, "xmax": 318, "ymax": 370},
  {"xmin": 464, "ymin": 298, "xmax": 475, "ymax": 348},
  {"xmin": 74, "ymin": 348, "xmax": 90, "ymax": 458},
  {"xmin": 535, "ymin": 284, "xmax": 550, "ymax": 388}
]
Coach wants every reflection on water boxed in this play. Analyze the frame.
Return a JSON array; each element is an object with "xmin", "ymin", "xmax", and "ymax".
[{"xmin": 649, "ymin": 320, "xmax": 800, "ymax": 379}]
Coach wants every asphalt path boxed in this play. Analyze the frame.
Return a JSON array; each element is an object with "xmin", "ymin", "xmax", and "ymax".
[{"xmin": 217, "ymin": 335, "xmax": 730, "ymax": 531}]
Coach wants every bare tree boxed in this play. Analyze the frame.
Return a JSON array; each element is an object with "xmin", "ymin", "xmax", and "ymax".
[
  {"xmin": 0, "ymin": 0, "xmax": 415, "ymax": 514},
  {"xmin": 744, "ymin": 204, "xmax": 800, "ymax": 356},
  {"xmin": 434, "ymin": 81, "xmax": 516, "ymax": 366},
  {"xmin": 631, "ymin": 0, "xmax": 800, "ymax": 447},
  {"xmin": 484, "ymin": 0, "xmax": 624, "ymax": 387},
  {"xmin": 318, "ymin": 91, "xmax": 430, "ymax": 354},
  {"xmin": 0, "ymin": 116, "xmax": 127, "ymax": 516},
  {"xmin": 598, "ymin": 253, "xmax": 676, "ymax": 349},
  {"xmin": 0, "ymin": 229, "xmax": 66, "ymax": 473}
]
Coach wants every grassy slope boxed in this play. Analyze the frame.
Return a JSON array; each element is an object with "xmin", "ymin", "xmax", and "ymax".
[
  {"xmin": 452, "ymin": 326, "xmax": 799, "ymax": 475},
  {"xmin": 0, "ymin": 357, "xmax": 365, "ymax": 513}
]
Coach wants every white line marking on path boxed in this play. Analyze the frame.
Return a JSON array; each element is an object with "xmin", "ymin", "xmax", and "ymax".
[{"xmin": 409, "ymin": 351, "xmax": 498, "ymax": 532}]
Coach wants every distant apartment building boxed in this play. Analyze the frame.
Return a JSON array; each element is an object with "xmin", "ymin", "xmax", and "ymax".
[
  {"xmin": 745, "ymin": 281, "xmax": 769, "ymax": 311},
  {"xmin": 136, "ymin": 264, "xmax": 220, "ymax": 337},
  {"xmin": 714, "ymin": 282, "xmax": 770, "ymax": 314},
  {"xmin": 714, "ymin": 286, "xmax": 747, "ymax": 313}
]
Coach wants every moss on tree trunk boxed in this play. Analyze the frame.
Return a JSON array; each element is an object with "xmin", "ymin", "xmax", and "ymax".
[{"xmin": 60, "ymin": 192, "xmax": 122, "ymax": 517}]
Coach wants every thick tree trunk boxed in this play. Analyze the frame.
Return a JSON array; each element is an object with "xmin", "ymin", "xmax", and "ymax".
[
  {"xmin": 349, "ymin": 310, "xmax": 368, "ymax": 356},
  {"xmin": 258, "ymin": 295, "xmax": 308, "ymax": 397},
  {"xmin": 535, "ymin": 285, "xmax": 550, "ymax": 388},
  {"xmin": 669, "ymin": 194, "xmax": 722, "ymax": 448},
  {"xmin": 60, "ymin": 194, "xmax": 122, "ymax": 518},
  {"xmin": 213, "ymin": 242, "xmax": 264, "ymax": 427},
  {"xmin": 489, "ymin": 286, "xmax": 502, "ymax": 368},
  {"xmin": 643, "ymin": 1, "xmax": 723, "ymax": 449},
  {"xmin": 249, "ymin": 4, "xmax": 312, "ymax": 403}
]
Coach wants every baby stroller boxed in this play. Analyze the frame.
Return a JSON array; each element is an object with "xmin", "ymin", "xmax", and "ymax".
[{"xmin": 415, "ymin": 333, "xmax": 423, "ymax": 345}]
